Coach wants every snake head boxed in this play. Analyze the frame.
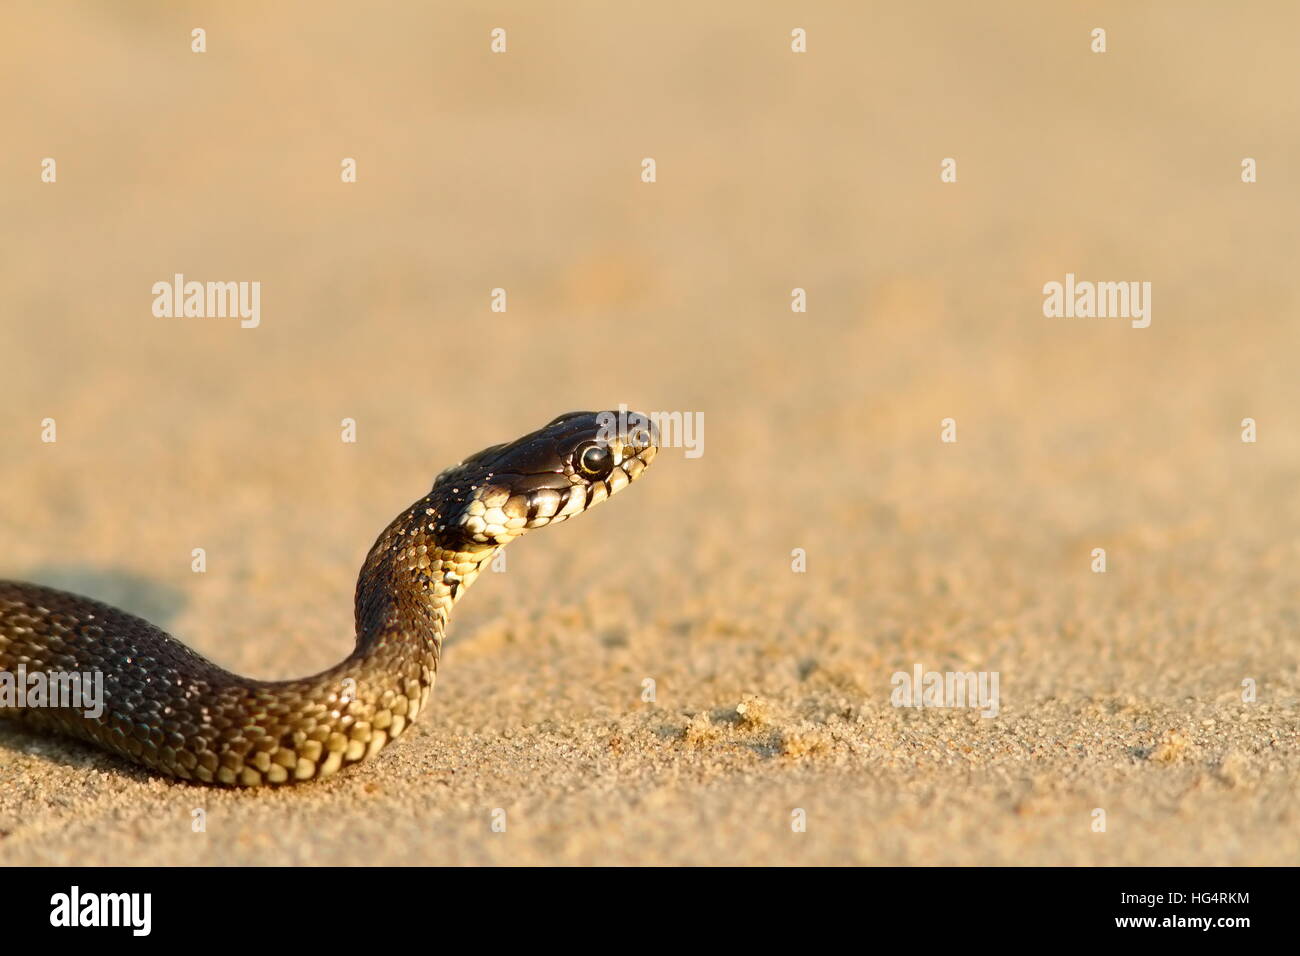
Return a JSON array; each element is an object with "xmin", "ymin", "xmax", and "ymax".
[{"xmin": 431, "ymin": 410, "xmax": 658, "ymax": 548}]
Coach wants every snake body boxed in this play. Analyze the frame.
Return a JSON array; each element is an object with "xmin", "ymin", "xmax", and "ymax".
[{"xmin": 0, "ymin": 412, "xmax": 656, "ymax": 786}]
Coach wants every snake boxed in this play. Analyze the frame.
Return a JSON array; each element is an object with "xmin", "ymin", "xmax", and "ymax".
[{"xmin": 0, "ymin": 411, "xmax": 656, "ymax": 787}]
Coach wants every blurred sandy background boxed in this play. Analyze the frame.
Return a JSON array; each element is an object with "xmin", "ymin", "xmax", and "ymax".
[{"xmin": 1, "ymin": 1, "xmax": 1297, "ymax": 864}]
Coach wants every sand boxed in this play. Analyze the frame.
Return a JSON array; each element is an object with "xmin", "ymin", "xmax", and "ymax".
[{"xmin": 1, "ymin": 1, "xmax": 1297, "ymax": 865}]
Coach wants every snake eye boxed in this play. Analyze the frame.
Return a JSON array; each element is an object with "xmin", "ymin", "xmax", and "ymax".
[{"xmin": 576, "ymin": 442, "xmax": 613, "ymax": 478}]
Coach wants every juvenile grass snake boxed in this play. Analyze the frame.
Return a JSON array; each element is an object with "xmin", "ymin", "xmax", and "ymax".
[{"xmin": 0, "ymin": 411, "xmax": 657, "ymax": 786}]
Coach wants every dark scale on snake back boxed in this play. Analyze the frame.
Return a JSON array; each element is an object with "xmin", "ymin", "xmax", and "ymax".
[{"xmin": 0, "ymin": 412, "xmax": 657, "ymax": 787}]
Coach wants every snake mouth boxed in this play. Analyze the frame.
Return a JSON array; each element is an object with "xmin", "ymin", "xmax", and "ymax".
[{"xmin": 614, "ymin": 435, "xmax": 656, "ymax": 479}]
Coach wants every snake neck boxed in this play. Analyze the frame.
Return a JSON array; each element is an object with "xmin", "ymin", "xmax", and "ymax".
[{"xmin": 351, "ymin": 492, "xmax": 498, "ymax": 664}]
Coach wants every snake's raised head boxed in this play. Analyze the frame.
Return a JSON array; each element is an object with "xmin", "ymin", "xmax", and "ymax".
[{"xmin": 431, "ymin": 410, "xmax": 657, "ymax": 549}]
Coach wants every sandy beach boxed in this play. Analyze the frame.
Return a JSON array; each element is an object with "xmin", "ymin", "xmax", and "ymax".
[{"xmin": 1, "ymin": 2, "xmax": 1297, "ymax": 865}]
